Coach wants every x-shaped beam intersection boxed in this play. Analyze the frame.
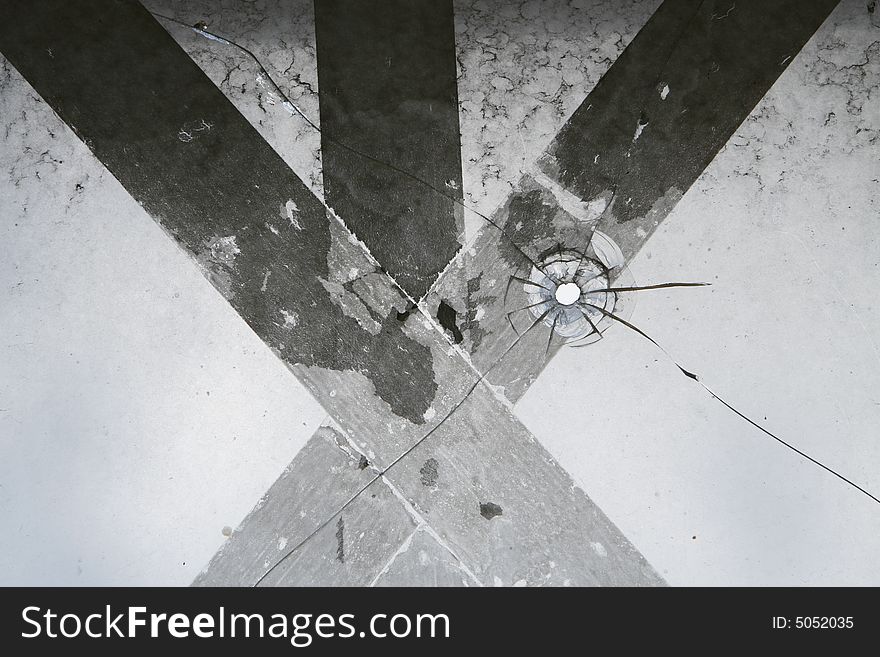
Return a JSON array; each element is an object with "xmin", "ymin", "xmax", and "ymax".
[{"xmin": 0, "ymin": 0, "xmax": 841, "ymax": 585}]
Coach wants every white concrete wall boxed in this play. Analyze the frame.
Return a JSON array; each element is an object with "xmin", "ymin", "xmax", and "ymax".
[{"xmin": 0, "ymin": 59, "xmax": 327, "ymax": 585}]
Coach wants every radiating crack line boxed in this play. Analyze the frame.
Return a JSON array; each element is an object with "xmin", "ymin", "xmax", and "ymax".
[
  {"xmin": 592, "ymin": 282, "xmax": 711, "ymax": 293},
  {"xmin": 506, "ymin": 299, "xmax": 554, "ymax": 336},
  {"xmin": 579, "ymin": 301, "xmax": 880, "ymax": 507}
]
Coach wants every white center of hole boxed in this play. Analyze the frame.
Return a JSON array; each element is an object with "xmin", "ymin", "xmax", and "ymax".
[{"xmin": 555, "ymin": 282, "xmax": 581, "ymax": 306}]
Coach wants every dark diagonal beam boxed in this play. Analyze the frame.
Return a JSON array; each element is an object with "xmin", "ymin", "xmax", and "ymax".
[
  {"xmin": 540, "ymin": 0, "xmax": 841, "ymax": 260},
  {"xmin": 314, "ymin": 0, "xmax": 463, "ymax": 298}
]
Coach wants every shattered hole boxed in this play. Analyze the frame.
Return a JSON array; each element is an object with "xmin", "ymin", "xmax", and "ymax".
[{"xmin": 504, "ymin": 241, "xmax": 629, "ymax": 348}]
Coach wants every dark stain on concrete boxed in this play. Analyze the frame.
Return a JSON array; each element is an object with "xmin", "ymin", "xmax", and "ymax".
[
  {"xmin": 335, "ymin": 517, "xmax": 345, "ymax": 563},
  {"xmin": 0, "ymin": 0, "xmax": 441, "ymax": 425},
  {"xmin": 461, "ymin": 274, "xmax": 489, "ymax": 352},
  {"xmin": 480, "ymin": 502, "xmax": 503, "ymax": 520},
  {"xmin": 436, "ymin": 300, "xmax": 463, "ymax": 344},
  {"xmin": 419, "ymin": 458, "xmax": 439, "ymax": 487},
  {"xmin": 395, "ymin": 301, "xmax": 416, "ymax": 322}
]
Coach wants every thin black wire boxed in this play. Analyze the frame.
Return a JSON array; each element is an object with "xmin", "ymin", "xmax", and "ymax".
[
  {"xmin": 579, "ymin": 300, "xmax": 880, "ymax": 507},
  {"xmin": 152, "ymin": 12, "xmax": 709, "ymax": 345},
  {"xmin": 254, "ymin": 304, "xmax": 556, "ymax": 586}
]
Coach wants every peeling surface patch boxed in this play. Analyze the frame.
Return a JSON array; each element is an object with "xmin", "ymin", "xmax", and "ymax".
[
  {"xmin": 177, "ymin": 118, "xmax": 213, "ymax": 143},
  {"xmin": 419, "ymin": 458, "xmax": 439, "ymax": 487},
  {"xmin": 280, "ymin": 309, "xmax": 298, "ymax": 329},
  {"xmin": 282, "ymin": 199, "xmax": 302, "ymax": 230},
  {"xmin": 632, "ymin": 114, "xmax": 649, "ymax": 142},
  {"xmin": 208, "ymin": 235, "xmax": 240, "ymax": 264}
]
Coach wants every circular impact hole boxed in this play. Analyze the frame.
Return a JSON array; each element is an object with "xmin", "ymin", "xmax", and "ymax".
[{"xmin": 555, "ymin": 282, "xmax": 581, "ymax": 306}]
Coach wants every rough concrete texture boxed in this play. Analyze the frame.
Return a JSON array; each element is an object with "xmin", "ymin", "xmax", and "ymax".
[
  {"xmin": 142, "ymin": 0, "xmax": 325, "ymax": 194},
  {"xmin": 194, "ymin": 425, "xmax": 395, "ymax": 586},
  {"xmin": 373, "ymin": 528, "xmax": 478, "ymax": 587},
  {"xmin": 2, "ymin": 0, "xmax": 876, "ymax": 587}
]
